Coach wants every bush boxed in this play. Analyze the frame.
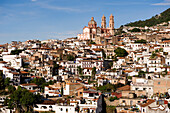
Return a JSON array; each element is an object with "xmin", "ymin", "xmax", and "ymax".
[
  {"xmin": 151, "ymin": 52, "xmax": 157, "ymax": 58},
  {"xmin": 106, "ymin": 106, "xmax": 116, "ymax": 113},
  {"xmin": 128, "ymin": 76, "xmax": 132, "ymax": 79},
  {"xmin": 8, "ymin": 85, "xmax": 16, "ymax": 93},
  {"xmin": 90, "ymin": 41, "xmax": 96, "ymax": 44},
  {"xmin": 67, "ymin": 55, "xmax": 75, "ymax": 61},
  {"xmin": 114, "ymin": 47, "xmax": 128, "ymax": 57},
  {"xmin": 131, "ymin": 28, "xmax": 141, "ymax": 32},
  {"xmin": 96, "ymin": 83, "xmax": 124, "ymax": 92},
  {"xmin": 109, "ymin": 96, "xmax": 118, "ymax": 102},
  {"xmin": 10, "ymin": 49, "xmax": 23, "ymax": 55},
  {"xmin": 135, "ymin": 39, "xmax": 147, "ymax": 44}
]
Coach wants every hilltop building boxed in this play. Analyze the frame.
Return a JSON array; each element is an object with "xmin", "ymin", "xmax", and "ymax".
[{"xmin": 78, "ymin": 14, "xmax": 117, "ymax": 45}]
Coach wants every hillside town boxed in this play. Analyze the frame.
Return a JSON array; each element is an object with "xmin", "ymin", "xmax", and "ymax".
[{"xmin": 0, "ymin": 13, "xmax": 170, "ymax": 113}]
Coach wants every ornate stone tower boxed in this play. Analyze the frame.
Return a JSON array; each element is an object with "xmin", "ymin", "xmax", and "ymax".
[
  {"xmin": 109, "ymin": 14, "xmax": 114, "ymax": 35},
  {"xmin": 101, "ymin": 15, "xmax": 106, "ymax": 28}
]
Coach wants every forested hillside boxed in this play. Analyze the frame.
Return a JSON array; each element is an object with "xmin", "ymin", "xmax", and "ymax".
[{"xmin": 125, "ymin": 8, "xmax": 170, "ymax": 27}]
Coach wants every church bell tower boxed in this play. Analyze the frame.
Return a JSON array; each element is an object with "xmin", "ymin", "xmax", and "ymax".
[
  {"xmin": 101, "ymin": 15, "xmax": 106, "ymax": 28},
  {"xmin": 109, "ymin": 14, "xmax": 115, "ymax": 35}
]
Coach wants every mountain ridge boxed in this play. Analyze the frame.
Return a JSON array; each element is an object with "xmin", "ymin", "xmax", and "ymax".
[{"xmin": 125, "ymin": 8, "xmax": 170, "ymax": 27}]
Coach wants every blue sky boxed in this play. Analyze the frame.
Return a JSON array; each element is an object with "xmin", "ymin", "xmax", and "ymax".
[{"xmin": 0, "ymin": 0, "xmax": 169, "ymax": 44}]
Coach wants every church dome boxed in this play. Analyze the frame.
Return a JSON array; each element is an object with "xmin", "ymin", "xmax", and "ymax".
[{"xmin": 88, "ymin": 17, "xmax": 97, "ymax": 27}]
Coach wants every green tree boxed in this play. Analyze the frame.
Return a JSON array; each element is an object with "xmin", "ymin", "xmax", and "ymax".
[
  {"xmin": 113, "ymin": 68, "xmax": 116, "ymax": 72},
  {"xmin": 138, "ymin": 71, "xmax": 145, "ymax": 78},
  {"xmin": 131, "ymin": 28, "xmax": 141, "ymax": 32},
  {"xmin": 20, "ymin": 89, "xmax": 35, "ymax": 111},
  {"xmin": 163, "ymin": 52, "xmax": 168, "ymax": 55},
  {"xmin": 151, "ymin": 52, "xmax": 157, "ymax": 58},
  {"xmin": 101, "ymin": 49, "xmax": 106, "ymax": 59},
  {"xmin": 7, "ymin": 87, "xmax": 42, "ymax": 112},
  {"xmin": 53, "ymin": 64, "xmax": 59, "ymax": 75},
  {"xmin": 8, "ymin": 85, "xmax": 16, "ymax": 93},
  {"xmin": 31, "ymin": 78, "xmax": 56, "ymax": 92},
  {"xmin": 10, "ymin": 49, "xmax": 23, "ymax": 55},
  {"xmin": 97, "ymin": 84, "xmax": 115, "ymax": 92},
  {"xmin": 106, "ymin": 106, "xmax": 116, "ymax": 113},
  {"xmin": 92, "ymin": 67, "xmax": 96, "ymax": 80},
  {"xmin": 114, "ymin": 47, "xmax": 128, "ymax": 57},
  {"xmin": 109, "ymin": 96, "xmax": 118, "ymax": 101},
  {"xmin": 67, "ymin": 54, "xmax": 75, "ymax": 61},
  {"xmin": 9, "ymin": 86, "xmax": 22, "ymax": 112},
  {"xmin": 135, "ymin": 39, "xmax": 147, "ymax": 44},
  {"xmin": 0, "ymin": 71, "xmax": 4, "ymax": 90},
  {"xmin": 109, "ymin": 62, "xmax": 113, "ymax": 68},
  {"xmin": 90, "ymin": 41, "xmax": 96, "ymax": 44},
  {"xmin": 31, "ymin": 78, "xmax": 46, "ymax": 86},
  {"xmin": 159, "ymin": 48, "xmax": 163, "ymax": 52},
  {"xmin": 61, "ymin": 86, "xmax": 63, "ymax": 96},
  {"xmin": 4, "ymin": 77, "xmax": 10, "ymax": 87},
  {"xmin": 77, "ymin": 66, "xmax": 83, "ymax": 75},
  {"xmin": 112, "ymin": 56, "xmax": 118, "ymax": 61},
  {"xmin": 107, "ymin": 56, "xmax": 110, "ymax": 59},
  {"xmin": 4, "ymin": 98, "xmax": 14, "ymax": 109},
  {"xmin": 97, "ymin": 83, "xmax": 124, "ymax": 92},
  {"xmin": 155, "ymin": 49, "xmax": 159, "ymax": 53}
]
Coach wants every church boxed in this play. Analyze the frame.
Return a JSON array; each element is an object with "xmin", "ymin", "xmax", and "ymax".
[{"xmin": 77, "ymin": 14, "xmax": 115, "ymax": 44}]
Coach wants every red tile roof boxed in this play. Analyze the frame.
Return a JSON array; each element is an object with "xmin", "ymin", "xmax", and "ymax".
[
  {"xmin": 138, "ymin": 99, "xmax": 155, "ymax": 107},
  {"xmin": 117, "ymin": 85, "xmax": 130, "ymax": 91},
  {"xmin": 20, "ymin": 83, "xmax": 37, "ymax": 86}
]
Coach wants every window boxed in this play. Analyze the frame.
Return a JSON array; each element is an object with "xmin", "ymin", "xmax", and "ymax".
[
  {"xmin": 60, "ymin": 108, "xmax": 63, "ymax": 111},
  {"xmin": 42, "ymin": 106, "xmax": 47, "ymax": 109}
]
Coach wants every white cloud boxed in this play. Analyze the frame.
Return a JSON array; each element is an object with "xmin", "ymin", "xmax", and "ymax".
[
  {"xmin": 38, "ymin": 3, "xmax": 79, "ymax": 12},
  {"xmin": 35, "ymin": 1, "xmax": 95, "ymax": 13},
  {"xmin": 31, "ymin": 0, "xmax": 37, "ymax": 2},
  {"xmin": 152, "ymin": 3, "xmax": 170, "ymax": 5},
  {"xmin": 152, "ymin": 0, "xmax": 170, "ymax": 5}
]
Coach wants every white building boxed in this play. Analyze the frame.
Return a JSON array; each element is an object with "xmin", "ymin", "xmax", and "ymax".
[{"xmin": 3, "ymin": 55, "xmax": 22, "ymax": 69}]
